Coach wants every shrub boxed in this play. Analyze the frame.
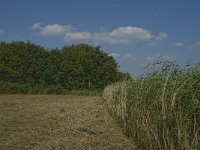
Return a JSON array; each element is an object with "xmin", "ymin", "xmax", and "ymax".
[
  {"xmin": 45, "ymin": 85, "xmax": 64, "ymax": 95},
  {"xmin": 0, "ymin": 81, "xmax": 31, "ymax": 94}
]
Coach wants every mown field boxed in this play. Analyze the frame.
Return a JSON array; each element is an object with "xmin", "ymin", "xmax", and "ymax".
[{"xmin": 0, "ymin": 95, "xmax": 134, "ymax": 150}]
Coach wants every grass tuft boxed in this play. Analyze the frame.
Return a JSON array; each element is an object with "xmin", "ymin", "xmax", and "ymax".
[{"xmin": 103, "ymin": 59, "xmax": 200, "ymax": 149}]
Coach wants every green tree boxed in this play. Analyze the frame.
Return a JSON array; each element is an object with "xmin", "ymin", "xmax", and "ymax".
[
  {"xmin": 0, "ymin": 41, "xmax": 47, "ymax": 83},
  {"xmin": 0, "ymin": 41, "xmax": 130, "ymax": 92}
]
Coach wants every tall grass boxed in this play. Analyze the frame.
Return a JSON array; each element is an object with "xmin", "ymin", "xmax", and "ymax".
[{"xmin": 103, "ymin": 59, "xmax": 200, "ymax": 149}]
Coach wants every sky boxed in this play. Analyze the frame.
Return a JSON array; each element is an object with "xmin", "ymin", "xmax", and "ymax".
[{"xmin": 0, "ymin": 0, "xmax": 200, "ymax": 76}]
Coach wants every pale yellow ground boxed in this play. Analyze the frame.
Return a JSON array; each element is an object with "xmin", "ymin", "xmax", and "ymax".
[{"xmin": 0, "ymin": 95, "xmax": 135, "ymax": 150}]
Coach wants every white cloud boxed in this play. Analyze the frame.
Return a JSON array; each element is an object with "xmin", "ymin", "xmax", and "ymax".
[
  {"xmin": 108, "ymin": 53, "xmax": 119, "ymax": 58},
  {"xmin": 0, "ymin": 29, "xmax": 5, "ymax": 35},
  {"xmin": 32, "ymin": 22, "xmax": 167, "ymax": 45},
  {"xmin": 92, "ymin": 26, "xmax": 167, "ymax": 45},
  {"xmin": 32, "ymin": 22, "xmax": 74, "ymax": 36},
  {"xmin": 189, "ymin": 41, "xmax": 200, "ymax": 48},
  {"xmin": 110, "ymin": 26, "xmax": 152, "ymax": 40},
  {"xmin": 174, "ymin": 42, "xmax": 184, "ymax": 48}
]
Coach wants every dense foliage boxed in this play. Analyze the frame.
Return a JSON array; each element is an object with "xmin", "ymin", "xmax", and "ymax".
[
  {"xmin": 0, "ymin": 41, "xmax": 129, "ymax": 94},
  {"xmin": 103, "ymin": 59, "xmax": 200, "ymax": 149}
]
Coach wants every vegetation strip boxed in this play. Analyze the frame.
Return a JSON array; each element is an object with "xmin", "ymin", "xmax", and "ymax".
[{"xmin": 103, "ymin": 59, "xmax": 200, "ymax": 149}]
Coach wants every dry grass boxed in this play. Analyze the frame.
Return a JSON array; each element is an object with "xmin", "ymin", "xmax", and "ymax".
[{"xmin": 0, "ymin": 95, "xmax": 134, "ymax": 150}]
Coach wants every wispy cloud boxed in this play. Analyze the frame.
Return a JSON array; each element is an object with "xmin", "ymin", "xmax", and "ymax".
[
  {"xmin": 174, "ymin": 42, "xmax": 184, "ymax": 48},
  {"xmin": 0, "ymin": 29, "xmax": 5, "ymax": 35},
  {"xmin": 108, "ymin": 52, "xmax": 120, "ymax": 58},
  {"xmin": 189, "ymin": 41, "xmax": 200, "ymax": 48},
  {"xmin": 32, "ymin": 22, "xmax": 167, "ymax": 45},
  {"xmin": 174, "ymin": 41, "xmax": 200, "ymax": 49},
  {"xmin": 155, "ymin": 32, "xmax": 168, "ymax": 41},
  {"xmin": 146, "ymin": 53, "xmax": 171, "ymax": 61},
  {"xmin": 123, "ymin": 53, "xmax": 138, "ymax": 61},
  {"xmin": 64, "ymin": 32, "xmax": 92, "ymax": 41}
]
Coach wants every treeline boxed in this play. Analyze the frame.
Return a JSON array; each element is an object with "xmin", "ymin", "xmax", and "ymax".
[{"xmin": 0, "ymin": 41, "xmax": 130, "ymax": 94}]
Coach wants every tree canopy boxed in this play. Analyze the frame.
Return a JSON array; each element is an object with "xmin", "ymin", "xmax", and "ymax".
[{"xmin": 0, "ymin": 41, "xmax": 130, "ymax": 92}]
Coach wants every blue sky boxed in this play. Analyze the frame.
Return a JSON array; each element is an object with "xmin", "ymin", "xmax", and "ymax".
[{"xmin": 0, "ymin": 0, "xmax": 200, "ymax": 76}]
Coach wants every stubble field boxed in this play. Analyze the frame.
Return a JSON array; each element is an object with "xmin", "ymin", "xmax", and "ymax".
[{"xmin": 0, "ymin": 95, "xmax": 134, "ymax": 150}]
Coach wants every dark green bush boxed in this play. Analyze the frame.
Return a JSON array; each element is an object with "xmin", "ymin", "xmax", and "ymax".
[
  {"xmin": 0, "ymin": 81, "xmax": 31, "ymax": 94},
  {"xmin": 45, "ymin": 85, "xmax": 63, "ymax": 95}
]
